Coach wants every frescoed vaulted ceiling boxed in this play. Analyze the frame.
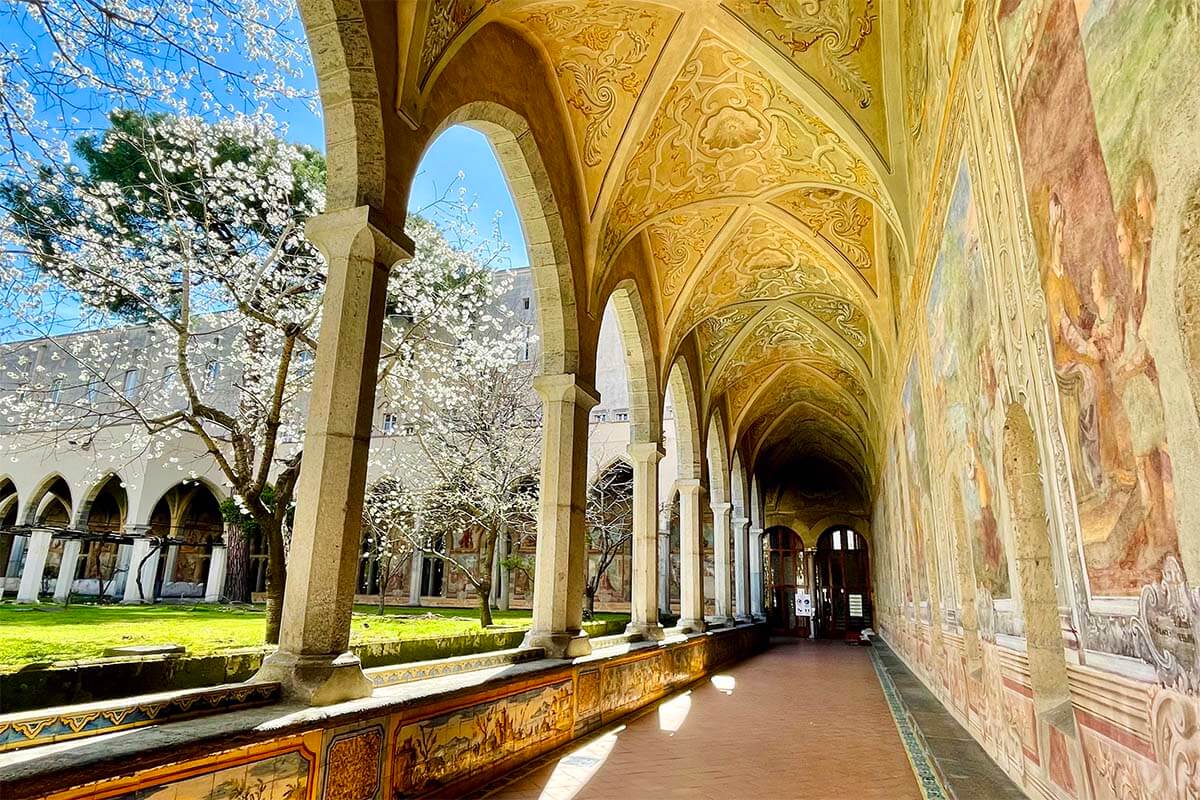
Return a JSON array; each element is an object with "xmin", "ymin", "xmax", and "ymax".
[{"xmin": 394, "ymin": 0, "xmax": 909, "ymax": 492}]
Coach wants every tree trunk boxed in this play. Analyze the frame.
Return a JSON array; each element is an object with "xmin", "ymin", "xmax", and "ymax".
[
  {"xmin": 378, "ymin": 555, "xmax": 390, "ymax": 615},
  {"xmin": 223, "ymin": 522, "xmax": 251, "ymax": 603},
  {"xmin": 478, "ymin": 579, "xmax": 493, "ymax": 627},
  {"xmin": 263, "ymin": 517, "xmax": 287, "ymax": 645},
  {"xmin": 585, "ymin": 587, "xmax": 596, "ymax": 619}
]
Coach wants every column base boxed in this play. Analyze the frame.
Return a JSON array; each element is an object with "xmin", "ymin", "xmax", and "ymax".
[
  {"xmin": 625, "ymin": 622, "xmax": 666, "ymax": 641},
  {"xmin": 252, "ymin": 650, "xmax": 372, "ymax": 706},
  {"xmin": 734, "ymin": 614, "xmax": 754, "ymax": 625},
  {"xmin": 707, "ymin": 616, "xmax": 735, "ymax": 628},
  {"xmin": 677, "ymin": 617, "xmax": 707, "ymax": 634},
  {"xmin": 522, "ymin": 629, "xmax": 592, "ymax": 659}
]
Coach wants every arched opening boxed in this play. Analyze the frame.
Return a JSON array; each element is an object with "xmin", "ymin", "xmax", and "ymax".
[
  {"xmin": 706, "ymin": 412, "xmax": 732, "ymax": 621},
  {"xmin": 764, "ymin": 526, "xmax": 809, "ymax": 636},
  {"xmin": 32, "ymin": 476, "xmax": 72, "ymax": 527},
  {"xmin": 0, "ymin": 479, "xmax": 17, "ymax": 587},
  {"xmin": 149, "ymin": 482, "xmax": 225, "ymax": 600},
  {"xmin": 584, "ymin": 458, "xmax": 634, "ymax": 618},
  {"xmin": 75, "ymin": 475, "xmax": 128, "ymax": 597},
  {"xmin": 813, "ymin": 526, "xmax": 872, "ymax": 639}
]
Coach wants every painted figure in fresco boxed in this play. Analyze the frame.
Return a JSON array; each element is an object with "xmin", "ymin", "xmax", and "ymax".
[
  {"xmin": 1112, "ymin": 165, "xmax": 1176, "ymax": 549},
  {"xmin": 1003, "ymin": 0, "xmax": 1188, "ymax": 595}
]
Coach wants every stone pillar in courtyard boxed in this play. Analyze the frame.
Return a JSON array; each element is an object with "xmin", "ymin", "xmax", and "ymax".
[
  {"xmin": 657, "ymin": 507, "xmax": 671, "ymax": 616},
  {"xmin": 522, "ymin": 374, "xmax": 598, "ymax": 658},
  {"xmin": 53, "ymin": 538, "xmax": 82, "ymax": 602},
  {"xmin": 733, "ymin": 515, "xmax": 751, "ymax": 622},
  {"xmin": 711, "ymin": 502, "xmax": 733, "ymax": 624},
  {"xmin": 627, "ymin": 442, "xmax": 666, "ymax": 641},
  {"xmin": 16, "ymin": 529, "xmax": 53, "ymax": 603},
  {"xmin": 408, "ymin": 548, "xmax": 423, "ymax": 606},
  {"xmin": 123, "ymin": 530, "xmax": 160, "ymax": 604},
  {"xmin": 677, "ymin": 479, "xmax": 705, "ymax": 632},
  {"xmin": 253, "ymin": 206, "xmax": 411, "ymax": 705},
  {"xmin": 749, "ymin": 526, "xmax": 765, "ymax": 619},
  {"xmin": 205, "ymin": 545, "xmax": 227, "ymax": 603}
]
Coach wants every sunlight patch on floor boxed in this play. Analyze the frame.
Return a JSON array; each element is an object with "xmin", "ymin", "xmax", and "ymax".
[
  {"xmin": 536, "ymin": 725, "xmax": 624, "ymax": 800},
  {"xmin": 656, "ymin": 691, "xmax": 692, "ymax": 733},
  {"xmin": 711, "ymin": 674, "xmax": 736, "ymax": 694}
]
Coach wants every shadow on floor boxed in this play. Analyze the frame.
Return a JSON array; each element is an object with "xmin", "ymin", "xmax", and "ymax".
[{"xmin": 872, "ymin": 641, "xmax": 1026, "ymax": 800}]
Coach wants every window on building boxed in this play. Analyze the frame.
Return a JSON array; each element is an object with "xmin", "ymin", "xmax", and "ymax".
[
  {"xmin": 122, "ymin": 369, "xmax": 140, "ymax": 399},
  {"xmin": 49, "ymin": 379, "xmax": 62, "ymax": 404},
  {"xmin": 522, "ymin": 324, "xmax": 532, "ymax": 362},
  {"xmin": 296, "ymin": 349, "xmax": 314, "ymax": 368},
  {"xmin": 522, "ymin": 296, "xmax": 530, "ymax": 310},
  {"xmin": 86, "ymin": 379, "xmax": 99, "ymax": 405},
  {"xmin": 382, "ymin": 413, "xmax": 397, "ymax": 434},
  {"xmin": 614, "ymin": 410, "xmax": 629, "ymax": 422},
  {"xmin": 204, "ymin": 359, "xmax": 221, "ymax": 387},
  {"xmin": 401, "ymin": 424, "xmax": 416, "ymax": 436}
]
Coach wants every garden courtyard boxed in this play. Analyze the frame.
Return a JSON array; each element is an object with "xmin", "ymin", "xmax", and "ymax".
[{"xmin": 0, "ymin": 603, "xmax": 629, "ymax": 670}]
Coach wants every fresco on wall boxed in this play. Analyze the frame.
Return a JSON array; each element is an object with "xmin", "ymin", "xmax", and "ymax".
[
  {"xmin": 1000, "ymin": 0, "xmax": 1193, "ymax": 595},
  {"xmin": 900, "ymin": 362, "xmax": 932, "ymax": 612},
  {"xmin": 927, "ymin": 159, "xmax": 1010, "ymax": 601}
]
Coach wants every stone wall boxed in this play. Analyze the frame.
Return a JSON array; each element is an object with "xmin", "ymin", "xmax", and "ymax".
[{"xmin": 6, "ymin": 625, "xmax": 767, "ymax": 800}]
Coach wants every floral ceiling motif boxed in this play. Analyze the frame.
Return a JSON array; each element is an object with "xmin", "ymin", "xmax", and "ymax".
[
  {"xmin": 601, "ymin": 33, "xmax": 886, "ymax": 265},
  {"xmin": 708, "ymin": 306, "xmax": 869, "ymax": 407},
  {"xmin": 516, "ymin": 1, "xmax": 679, "ymax": 208},
  {"xmin": 771, "ymin": 187, "xmax": 876, "ymax": 291},
  {"xmin": 676, "ymin": 211, "xmax": 864, "ymax": 335},
  {"xmin": 644, "ymin": 205, "xmax": 734, "ymax": 316},
  {"xmin": 695, "ymin": 306, "xmax": 759, "ymax": 375},
  {"xmin": 721, "ymin": 0, "xmax": 888, "ymax": 160}
]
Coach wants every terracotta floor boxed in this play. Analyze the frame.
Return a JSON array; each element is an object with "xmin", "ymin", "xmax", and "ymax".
[{"xmin": 485, "ymin": 640, "xmax": 923, "ymax": 800}]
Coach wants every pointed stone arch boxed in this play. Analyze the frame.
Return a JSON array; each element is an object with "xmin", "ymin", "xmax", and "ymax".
[{"xmin": 602, "ymin": 279, "xmax": 663, "ymax": 445}]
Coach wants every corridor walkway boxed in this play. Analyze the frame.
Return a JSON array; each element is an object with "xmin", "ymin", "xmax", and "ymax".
[{"xmin": 484, "ymin": 641, "xmax": 926, "ymax": 799}]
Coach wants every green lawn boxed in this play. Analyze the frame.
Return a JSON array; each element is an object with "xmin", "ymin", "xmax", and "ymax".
[{"xmin": 0, "ymin": 603, "xmax": 628, "ymax": 670}]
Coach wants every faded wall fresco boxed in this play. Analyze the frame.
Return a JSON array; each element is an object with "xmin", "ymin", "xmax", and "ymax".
[
  {"xmin": 877, "ymin": 1, "xmax": 1200, "ymax": 798},
  {"xmin": 925, "ymin": 159, "xmax": 1010, "ymax": 602},
  {"xmin": 1000, "ymin": 0, "xmax": 1198, "ymax": 596}
]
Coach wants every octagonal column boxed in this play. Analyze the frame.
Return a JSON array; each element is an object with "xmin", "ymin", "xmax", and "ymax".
[
  {"xmin": 16, "ymin": 529, "xmax": 53, "ymax": 603},
  {"xmin": 677, "ymin": 480, "xmax": 705, "ymax": 632},
  {"xmin": 711, "ymin": 502, "xmax": 733, "ymax": 624},
  {"xmin": 254, "ymin": 206, "xmax": 411, "ymax": 705},
  {"xmin": 657, "ymin": 506, "xmax": 671, "ymax": 616},
  {"xmin": 749, "ymin": 526, "xmax": 765, "ymax": 619},
  {"xmin": 733, "ymin": 515, "xmax": 752, "ymax": 622},
  {"xmin": 627, "ymin": 442, "xmax": 666, "ymax": 641},
  {"xmin": 522, "ymin": 374, "xmax": 598, "ymax": 658}
]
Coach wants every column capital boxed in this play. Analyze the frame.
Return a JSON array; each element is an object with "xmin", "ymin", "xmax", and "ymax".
[
  {"xmin": 305, "ymin": 205, "xmax": 414, "ymax": 268},
  {"xmin": 532, "ymin": 373, "xmax": 599, "ymax": 410},
  {"xmin": 676, "ymin": 478, "xmax": 702, "ymax": 494},
  {"xmin": 711, "ymin": 501, "xmax": 733, "ymax": 514},
  {"xmin": 749, "ymin": 526, "xmax": 765, "ymax": 536},
  {"xmin": 627, "ymin": 441, "xmax": 665, "ymax": 463},
  {"xmin": 733, "ymin": 515, "xmax": 751, "ymax": 530}
]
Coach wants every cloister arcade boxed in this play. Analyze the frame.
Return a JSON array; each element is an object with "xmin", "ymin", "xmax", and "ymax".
[{"xmin": 9, "ymin": 1, "xmax": 1200, "ymax": 798}]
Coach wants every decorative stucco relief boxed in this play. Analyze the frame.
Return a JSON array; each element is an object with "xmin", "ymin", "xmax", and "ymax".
[
  {"xmin": 720, "ymin": 0, "xmax": 888, "ymax": 160},
  {"xmin": 601, "ymin": 33, "xmax": 887, "ymax": 266},
  {"xmin": 419, "ymin": 1, "xmax": 500, "ymax": 88},
  {"xmin": 645, "ymin": 206, "xmax": 734, "ymax": 315},
  {"xmin": 678, "ymin": 211, "xmax": 864, "ymax": 335},
  {"xmin": 515, "ymin": 1, "xmax": 678, "ymax": 207},
  {"xmin": 695, "ymin": 305, "xmax": 757, "ymax": 375},
  {"xmin": 771, "ymin": 187, "xmax": 877, "ymax": 291}
]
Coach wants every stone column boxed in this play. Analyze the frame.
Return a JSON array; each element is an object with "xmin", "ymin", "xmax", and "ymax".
[
  {"xmin": 123, "ymin": 536, "xmax": 161, "ymax": 604},
  {"xmin": 497, "ymin": 530, "xmax": 511, "ymax": 612},
  {"xmin": 749, "ymin": 527, "xmax": 765, "ymax": 619},
  {"xmin": 254, "ymin": 206, "xmax": 411, "ymax": 705},
  {"xmin": 53, "ymin": 538, "xmax": 82, "ymax": 602},
  {"xmin": 205, "ymin": 545, "xmax": 227, "ymax": 603},
  {"xmin": 626, "ymin": 442, "xmax": 665, "ymax": 641},
  {"xmin": 677, "ymin": 480, "xmax": 705, "ymax": 632},
  {"xmin": 522, "ymin": 374, "xmax": 598, "ymax": 658},
  {"xmin": 17, "ymin": 530, "xmax": 52, "ymax": 603},
  {"xmin": 711, "ymin": 502, "xmax": 733, "ymax": 624},
  {"xmin": 657, "ymin": 524, "xmax": 671, "ymax": 616},
  {"xmin": 408, "ymin": 549, "xmax": 423, "ymax": 606},
  {"xmin": 733, "ymin": 515, "xmax": 752, "ymax": 622}
]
